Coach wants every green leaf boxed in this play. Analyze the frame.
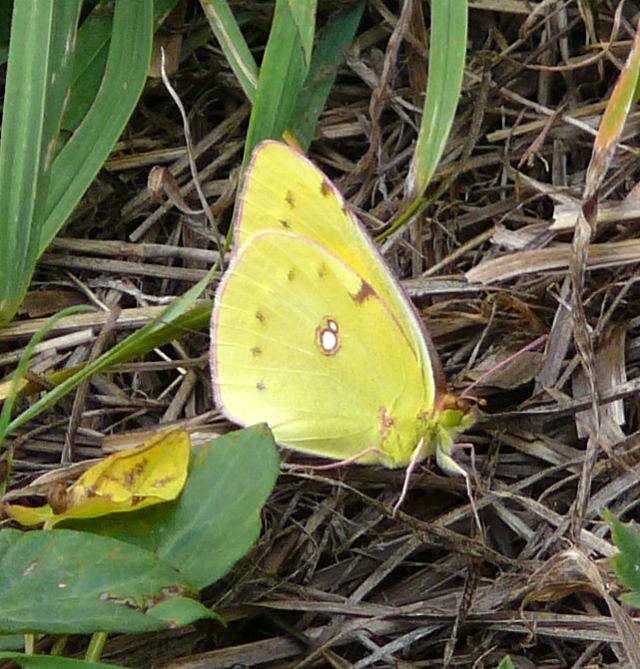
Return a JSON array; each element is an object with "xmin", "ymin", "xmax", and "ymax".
[
  {"xmin": 64, "ymin": 0, "xmax": 180, "ymax": 133},
  {"xmin": 409, "ymin": 0, "xmax": 467, "ymax": 196},
  {"xmin": 0, "ymin": 0, "xmax": 156, "ymax": 325},
  {"xmin": 496, "ymin": 656, "xmax": 516, "ymax": 669},
  {"xmin": 62, "ymin": 425, "xmax": 280, "ymax": 590},
  {"xmin": 244, "ymin": 0, "xmax": 316, "ymax": 155},
  {"xmin": 604, "ymin": 509, "xmax": 640, "ymax": 597},
  {"xmin": 199, "ymin": 0, "xmax": 258, "ymax": 102},
  {"xmin": 289, "ymin": 1, "xmax": 365, "ymax": 150},
  {"xmin": 41, "ymin": 0, "xmax": 154, "ymax": 255},
  {"xmin": 0, "ymin": 0, "xmax": 82, "ymax": 324},
  {"xmin": 383, "ymin": 0, "xmax": 467, "ymax": 239},
  {"xmin": 147, "ymin": 597, "xmax": 222, "ymax": 627},
  {"xmin": 0, "ymin": 529, "xmax": 195, "ymax": 634},
  {"xmin": 61, "ymin": 10, "xmax": 112, "ymax": 133}
]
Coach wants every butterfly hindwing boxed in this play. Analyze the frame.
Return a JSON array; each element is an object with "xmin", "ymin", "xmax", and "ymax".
[{"xmin": 212, "ymin": 232, "xmax": 428, "ymax": 466}]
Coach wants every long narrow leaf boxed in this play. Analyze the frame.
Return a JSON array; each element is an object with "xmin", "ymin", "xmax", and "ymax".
[
  {"xmin": 244, "ymin": 0, "xmax": 316, "ymax": 157},
  {"xmin": 199, "ymin": 0, "xmax": 258, "ymax": 102},
  {"xmin": 40, "ymin": 0, "xmax": 154, "ymax": 256},
  {"xmin": 289, "ymin": 1, "xmax": 365, "ymax": 150},
  {"xmin": 584, "ymin": 21, "xmax": 640, "ymax": 202},
  {"xmin": 0, "ymin": 1, "xmax": 81, "ymax": 325},
  {"xmin": 378, "ymin": 1, "xmax": 467, "ymax": 239},
  {"xmin": 408, "ymin": 0, "xmax": 467, "ymax": 198}
]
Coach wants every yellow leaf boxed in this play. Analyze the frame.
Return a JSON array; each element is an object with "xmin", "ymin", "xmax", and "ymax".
[
  {"xmin": 5, "ymin": 503, "xmax": 54, "ymax": 526},
  {"xmin": 45, "ymin": 429, "xmax": 190, "ymax": 527},
  {"xmin": 5, "ymin": 430, "xmax": 190, "ymax": 528}
]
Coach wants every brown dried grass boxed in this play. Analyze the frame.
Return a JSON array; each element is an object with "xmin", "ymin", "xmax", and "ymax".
[{"xmin": 4, "ymin": 1, "xmax": 640, "ymax": 667}]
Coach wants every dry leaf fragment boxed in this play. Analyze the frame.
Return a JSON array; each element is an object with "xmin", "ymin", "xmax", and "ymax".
[
  {"xmin": 573, "ymin": 324, "xmax": 627, "ymax": 441},
  {"xmin": 6, "ymin": 429, "xmax": 190, "ymax": 528}
]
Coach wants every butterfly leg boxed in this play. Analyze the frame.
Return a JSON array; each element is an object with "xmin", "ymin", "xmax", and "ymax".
[
  {"xmin": 392, "ymin": 438, "xmax": 427, "ymax": 515},
  {"xmin": 437, "ymin": 444, "xmax": 483, "ymax": 535},
  {"xmin": 290, "ymin": 446, "xmax": 386, "ymax": 471}
]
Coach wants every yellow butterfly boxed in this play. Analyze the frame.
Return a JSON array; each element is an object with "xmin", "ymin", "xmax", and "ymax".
[{"xmin": 210, "ymin": 140, "xmax": 476, "ymax": 507}]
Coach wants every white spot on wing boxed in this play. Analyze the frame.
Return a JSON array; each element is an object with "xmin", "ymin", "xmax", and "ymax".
[{"xmin": 316, "ymin": 317, "xmax": 340, "ymax": 356}]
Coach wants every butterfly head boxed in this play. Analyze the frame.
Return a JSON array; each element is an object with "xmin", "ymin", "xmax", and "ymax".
[
  {"xmin": 435, "ymin": 393, "xmax": 478, "ymax": 433},
  {"xmin": 408, "ymin": 393, "xmax": 478, "ymax": 465}
]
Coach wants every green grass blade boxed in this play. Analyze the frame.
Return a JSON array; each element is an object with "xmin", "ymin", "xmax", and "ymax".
[
  {"xmin": 382, "ymin": 0, "xmax": 467, "ymax": 239},
  {"xmin": 39, "ymin": 0, "xmax": 154, "ymax": 256},
  {"xmin": 0, "ymin": 0, "xmax": 82, "ymax": 325},
  {"xmin": 64, "ymin": 1, "xmax": 179, "ymax": 132},
  {"xmin": 289, "ymin": 1, "xmax": 365, "ymax": 150},
  {"xmin": 199, "ymin": 0, "xmax": 258, "ymax": 102},
  {"xmin": 61, "ymin": 10, "xmax": 112, "ymax": 133},
  {"xmin": 6, "ymin": 268, "xmax": 215, "ymax": 435},
  {"xmin": 584, "ymin": 22, "xmax": 640, "ymax": 201},
  {"xmin": 42, "ymin": 1, "xmax": 83, "ymax": 149},
  {"xmin": 244, "ymin": 0, "xmax": 316, "ymax": 156},
  {"xmin": 410, "ymin": 0, "xmax": 467, "ymax": 197}
]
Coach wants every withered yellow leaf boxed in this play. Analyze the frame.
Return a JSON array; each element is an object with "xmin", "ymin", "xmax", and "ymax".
[
  {"xmin": 4, "ymin": 502, "xmax": 54, "ymax": 526},
  {"xmin": 6, "ymin": 429, "xmax": 190, "ymax": 528}
]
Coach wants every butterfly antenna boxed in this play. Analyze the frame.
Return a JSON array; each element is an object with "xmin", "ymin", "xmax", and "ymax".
[{"xmin": 459, "ymin": 334, "xmax": 547, "ymax": 400}]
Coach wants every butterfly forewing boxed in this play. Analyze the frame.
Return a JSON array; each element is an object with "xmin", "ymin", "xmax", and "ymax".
[
  {"xmin": 235, "ymin": 141, "xmax": 439, "ymax": 404},
  {"xmin": 212, "ymin": 232, "xmax": 429, "ymax": 466}
]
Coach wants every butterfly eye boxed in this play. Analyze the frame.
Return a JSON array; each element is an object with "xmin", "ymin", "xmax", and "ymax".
[{"xmin": 316, "ymin": 317, "xmax": 340, "ymax": 356}]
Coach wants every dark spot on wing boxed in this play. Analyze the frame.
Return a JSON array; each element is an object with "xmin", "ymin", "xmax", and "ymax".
[
  {"xmin": 285, "ymin": 190, "xmax": 295, "ymax": 207},
  {"xmin": 255, "ymin": 310, "xmax": 266, "ymax": 324},
  {"xmin": 256, "ymin": 380, "xmax": 266, "ymax": 391},
  {"xmin": 379, "ymin": 408, "xmax": 395, "ymax": 442},
  {"xmin": 251, "ymin": 346, "xmax": 262, "ymax": 357},
  {"xmin": 287, "ymin": 268, "xmax": 295, "ymax": 281},
  {"xmin": 351, "ymin": 280, "xmax": 375, "ymax": 304},
  {"xmin": 279, "ymin": 218, "xmax": 291, "ymax": 229},
  {"xmin": 320, "ymin": 179, "xmax": 331, "ymax": 197}
]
